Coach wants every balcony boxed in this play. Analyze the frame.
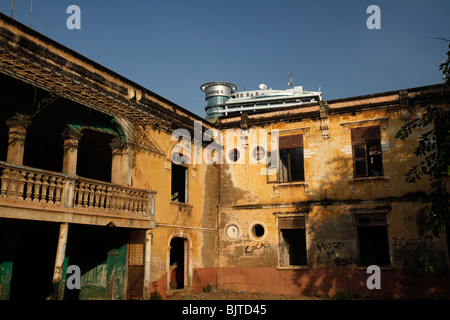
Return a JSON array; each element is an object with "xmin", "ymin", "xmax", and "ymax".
[{"xmin": 0, "ymin": 161, "xmax": 156, "ymax": 229}]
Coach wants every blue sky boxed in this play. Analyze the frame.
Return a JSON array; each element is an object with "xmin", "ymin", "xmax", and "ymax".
[{"xmin": 1, "ymin": 0, "xmax": 449, "ymax": 117}]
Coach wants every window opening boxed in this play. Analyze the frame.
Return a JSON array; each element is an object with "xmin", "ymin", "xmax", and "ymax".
[
  {"xmin": 356, "ymin": 213, "xmax": 390, "ymax": 266},
  {"xmin": 278, "ymin": 216, "xmax": 307, "ymax": 266},
  {"xmin": 278, "ymin": 134, "xmax": 304, "ymax": 182},
  {"xmin": 351, "ymin": 126, "xmax": 383, "ymax": 178},
  {"xmin": 171, "ymin": 163, "xmax": 188, "ymax": 203}
]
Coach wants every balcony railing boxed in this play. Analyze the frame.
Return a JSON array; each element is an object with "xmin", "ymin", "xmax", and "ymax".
[{"xmin": 0, "ymin": 161, "xmax": 156, "ymax": 218}]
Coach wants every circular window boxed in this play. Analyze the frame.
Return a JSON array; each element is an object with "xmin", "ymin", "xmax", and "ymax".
[
  {"xmin": 224, "ymin": 222, "xmax": 241, "ymax": 241},
  {"xmin": 249, "ymin": 222, "xmax": 266, "ymax": 241},
  {"xmin": 227, "ymin": 148, "xmax": 242, "ymax": 163},
  {"xmin": 250, "ymin": 145, "xmax": 266, "ymax": 163}
]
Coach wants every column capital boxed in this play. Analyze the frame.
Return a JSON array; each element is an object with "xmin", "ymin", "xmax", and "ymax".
[
  {"xmin": 6, "ymin": 113, "xmax": 31, "ymax": 130},
  {"xmin": 110, "ymin": 136, "xmax": 129, "ymax": 155},
  {"xmin": 61, "ymin": 126, "xmax": 83, "ymax": 142}
]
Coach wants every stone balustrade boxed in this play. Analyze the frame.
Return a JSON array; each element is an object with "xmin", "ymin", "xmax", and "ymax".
[{"xmin": 0, "ymin": 161, "xmax": 156, "ymax": 217}]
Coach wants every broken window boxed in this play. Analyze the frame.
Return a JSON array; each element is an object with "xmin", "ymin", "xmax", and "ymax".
[
  {"xmin": 278, "ymin": 216, "xmax": 307, "ymax": 266},
  {"xmin": 171, "ymin": 163, "xmax": 188, "ymax": 203},
  {"xmin": 351, "ymin": 126, "xmax": 383, "ymax": 178},
  {"xmin": 356, "ymin": 213, "xmax": 390, "ymax": 266},
  {"xmin": 278, "ymin": 134, "xmax": 305, "ymax": 182}
]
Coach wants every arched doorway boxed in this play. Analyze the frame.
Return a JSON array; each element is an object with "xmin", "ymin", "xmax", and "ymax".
[{"xmin": 169, "ymin": 237, "xmax": 188, "ymax": 290}]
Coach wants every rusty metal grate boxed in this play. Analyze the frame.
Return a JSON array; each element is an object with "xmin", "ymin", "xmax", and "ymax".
[
  {"xmin": 127, "ymin": 265, "xmax": 144, "ymax": 300},
  {"xmin": 127, "ymin": 230, "xmax": 145, "ymax": 299}
]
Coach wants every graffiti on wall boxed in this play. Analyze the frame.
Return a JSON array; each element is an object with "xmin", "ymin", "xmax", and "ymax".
[
  {"xmin": 315, "ymin": 241, "xmax": 359, "ymax": 268},
  {"xmin": 245, "ymin": 241, "xmax": 270, "ymax": 254},
  {"xmin": 193, "ymin": 270, "xmax": 202, "ymax": 284},
  {"xmin": 392, "ymin": 237, "xmax": 423, "ymax": 248}
]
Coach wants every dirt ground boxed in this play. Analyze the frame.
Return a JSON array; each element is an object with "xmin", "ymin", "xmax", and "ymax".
[{"xmin": 165, "ymin": 288, "xmax": 326, "ymax": 300}]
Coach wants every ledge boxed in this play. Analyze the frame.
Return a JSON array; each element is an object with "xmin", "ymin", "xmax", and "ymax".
[
  {"xmin": 349, "ymin": 176, "xmax": 390, "ymax": 192},
  {"xmin": 277, "ymin": 181, "xmax": 307, "ymax": 187},
  {"xmin": 356, "ymin": 266, "xmax": 392, "ymax": 271},
  {"xmin": 276, "ymin": 266, "xmax": 309, "ymax": 270},
  {"xmin": 351, "ymin": 176, "xmax": 384, "ymax": 181},
  {"xmin": 170, "ymin": 201, "xmax": 193, "ymax": 208},
  {"xmin": 269, "ymin": 127, "xmax": 311, "ymax": 138},
  {"xmin": 273, "ymin": 181, "xmax": 310, "ymax": 196},
  {"xmin": 340, "ymin": 117, "xmax": 389, "ymax": 133}
]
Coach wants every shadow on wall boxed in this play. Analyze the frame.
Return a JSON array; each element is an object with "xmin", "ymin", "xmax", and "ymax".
[{"xmin": 219, "ymin": 164, "xmax": 250, "ymax": 207}]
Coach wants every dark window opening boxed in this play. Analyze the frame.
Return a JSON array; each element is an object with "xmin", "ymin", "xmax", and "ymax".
[
  {"xmin": 278, "ymin": 134, "xmax": 305, "ymax": 182},
  {"xmin": 351, "ymin": 126, "xmax": 383, "ymax": 178},
  {"xmin": 77, "ymin": 130, "xmax": 113, "ymax": 182},
  {"xmin": 23, "ymin": 120, "xmax": 64, "ymax": 173},
  {"xmin": 280, "ymin": 229, "xmax": 307, "ymax": 266},
  {"xmin": 279, "ymin": 216, "xmax": 307, "ymax": 266},
  {"xmin": 357, "ymin": 213, "xmax": 390, "ymax": 266},
  {"xmin": 171, "ymin": 163, "xmax": 188, "ymax": 203}
]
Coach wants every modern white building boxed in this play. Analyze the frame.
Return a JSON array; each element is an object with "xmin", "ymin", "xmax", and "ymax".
[{"xmin": 201, "ymin": 81, "xmax": 322, "ymax": 119}]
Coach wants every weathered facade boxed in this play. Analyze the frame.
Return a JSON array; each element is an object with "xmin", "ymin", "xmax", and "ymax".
[
  {"xmin": 0, "ymin": 13, "xmax": 449, "ymax": 300},
  {"xmin": 213, "ymin": 87, "xmax": 450, "ymax": 299},
  {"xmin": 0, "ymin": 13, "xmax": 218, "ymax": 300}
]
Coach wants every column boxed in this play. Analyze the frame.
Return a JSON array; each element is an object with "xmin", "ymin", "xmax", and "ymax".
[
  {"xmin": 6, "ymin": 113, "xmax": 31, "ymax": 166},
  {"xmin": 52, "ymin": 223, "xmax": 69, "ymax": 300},
  {"xmin": 143, "ymin": 230, "xmax": 152, "ymax": 300},
  {"xmin": 61, "ymin": 127, "xmax": 83, "ymax": 175},
  {"xmin": 110, "ymin": 137, "xmax": 131, "ymax": 185}
]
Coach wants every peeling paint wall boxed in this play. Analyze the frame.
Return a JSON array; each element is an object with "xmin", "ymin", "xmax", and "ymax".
[
  {"xmin": 130, "ymin": 127, "xmax": 219, "ymax": 294},
  {"xmin": 216, "ymin": 92, "xmax": 450, "ymax": 297}
]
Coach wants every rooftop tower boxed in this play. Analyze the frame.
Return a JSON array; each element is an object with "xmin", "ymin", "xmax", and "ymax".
[{"xmin": 201, "ymin": 81, "xmax": 237, "ymax": 119}]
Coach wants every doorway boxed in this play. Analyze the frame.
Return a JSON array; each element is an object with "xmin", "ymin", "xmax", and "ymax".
[
  {"xmin": 4, "ymin": 219, "xmax": 60, "ymax": 300},
  {"xmin": 169, "ymin": 237, "xmax": 188, "ymax": 290}
]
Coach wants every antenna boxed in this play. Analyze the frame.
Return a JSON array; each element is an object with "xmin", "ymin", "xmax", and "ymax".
[
  {"xmin": 29, "ymin": 0, "xmax": 33, "ymax": 27},
  {"xmin": 288, "ymin": 72, "xmax": 293, "ymax": 89},
  {"xmin": 11, "ymin": 0, "xmax": 14, "ymax": 18}
]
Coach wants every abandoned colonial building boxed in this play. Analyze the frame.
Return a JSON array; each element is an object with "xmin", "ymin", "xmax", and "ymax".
[{"xmin": 0, "ymin": 12, "xmax": 449, "ymax": 300}]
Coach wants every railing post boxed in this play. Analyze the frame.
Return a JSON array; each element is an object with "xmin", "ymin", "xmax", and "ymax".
[
  {"xmin": 63, "ymin": 178, "xmax": 75, "ymax": 208},
  {"xmin": 8, "ymin": 170, "xmax": 18, "ymax": 198},
  {"xmin": 48, "ymin": 177, "xmax": 57, "ymax": 204},
  {"xmin": 40, "ymin": 175, "xmax": 49, "ymax": 203},
  {"xmin": 17, "ymin": 171, "xmax": 27, "ymax": 200},
  {"xmin": 55, "ymin": 178, "xmax": 63, "ymax": 205},
  {"xmin": 25, "ymin": 172, "xmax": 34, "ymax": 201},
  {"xmin": 33, "ymin": 174, "xmax": 42, "ymax": 202},
  {"xmin": 0, "ymin": 169, "xmax": 11, "ymax": 198}
]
